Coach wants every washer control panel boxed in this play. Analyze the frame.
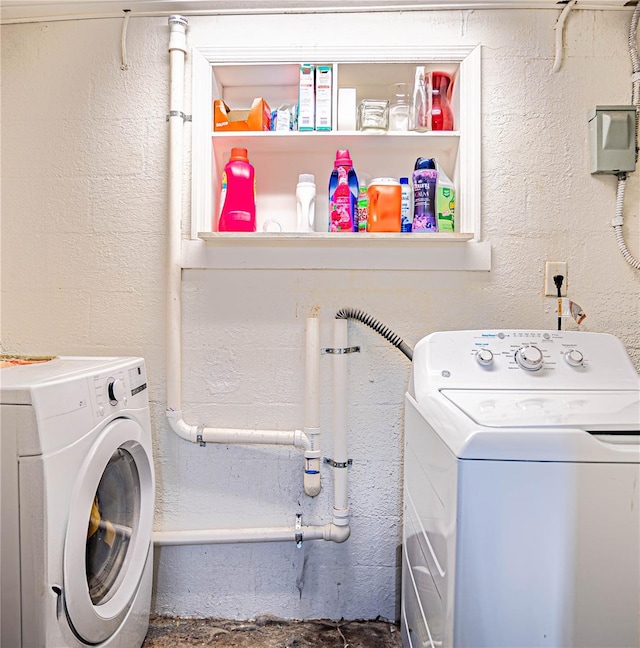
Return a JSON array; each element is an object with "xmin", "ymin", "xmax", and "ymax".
[
  {"xmin": 91, "ymin": 361, "xmax": 147, "ymax": 420},
  {"xmin": 411, "ymin": 330, "xmax": 640, "ymax": 394}
]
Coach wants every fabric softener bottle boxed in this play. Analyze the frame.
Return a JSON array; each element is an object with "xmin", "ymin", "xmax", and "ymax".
[
  {"xmin": 412, "ymin": 157, "xmax": 438, "ymax": 232},
  {"xmin": 329, "ymin": 149, "xmax": 359, "ymax": 232},
  {"xmin": 217, "ymin": 147, "xmax": 256, "ymax": 232}
]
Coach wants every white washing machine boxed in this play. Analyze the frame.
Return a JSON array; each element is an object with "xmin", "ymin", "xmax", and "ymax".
[
  {"xmin": 402, "ymin": 330, "xmax": 640, "ymax": 648},
  {"xmin": 1, "ymin": 357, "xmax": 155, "ymax": 647}
]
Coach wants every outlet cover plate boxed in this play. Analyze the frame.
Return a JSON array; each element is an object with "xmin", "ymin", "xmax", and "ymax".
[{"xmin": 544, "ymin": 261, "xmax": 568, "ymax": 296}]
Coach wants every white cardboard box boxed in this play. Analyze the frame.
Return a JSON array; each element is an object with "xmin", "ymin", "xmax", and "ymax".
[
  {"xmin": 315, "ymin": 65, "xmax": 332, "ymax": 131},
  {"xmin": 298, "ymin": 64, "xmax": 315, "ymax": 131}
]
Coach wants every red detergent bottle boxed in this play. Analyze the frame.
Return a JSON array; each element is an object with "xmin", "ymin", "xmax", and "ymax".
[{"xmin": 217, "ymin": 147, "xmax": 256, "ymax": 232}]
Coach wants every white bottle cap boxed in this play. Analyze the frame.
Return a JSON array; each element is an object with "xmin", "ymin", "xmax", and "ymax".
[{"xmin": 298, "ymin": 174, "xmax": 315, "ymax": 184}]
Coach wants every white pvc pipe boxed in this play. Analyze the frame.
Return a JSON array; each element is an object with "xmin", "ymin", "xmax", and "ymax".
[
  {"xmin": 161, "ymin": 17, "xmax": 348, "ymax": 545},
  {"xmin": 164, "ymin": 16, "xmax": 315, "ymax": 454},
  {"xmin": 154, "ymin": 524, "xmax": 332, "ymax": 547},
  {"xmin": 166, "ymin": 15, "xmax": 187, "ymax": 416},
  {"xmin": 304, "ymin": 317, "xmax": 322, "ymax": 496},
  {"xmin": 332, "ymin": 319, "xmax": 350, "ymax": 534}
]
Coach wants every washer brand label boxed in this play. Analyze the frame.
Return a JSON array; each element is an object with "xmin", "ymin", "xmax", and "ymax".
[{"xmin": 131, "ymin": 383, "xmax": 147, "ymax": 396}]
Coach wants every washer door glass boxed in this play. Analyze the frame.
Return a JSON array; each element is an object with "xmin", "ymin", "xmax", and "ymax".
[{"xmin": 86, "ymin": 447, "xmax": 140, "ymax": 605}]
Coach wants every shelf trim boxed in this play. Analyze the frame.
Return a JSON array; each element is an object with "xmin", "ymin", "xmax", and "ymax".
[
  {"xmin": 193, "ymin": 44, "xmax": 478, "ymax": 65},
  {"xmin": 183, "ymin": 236, "xmax": 491, "ymax": 271}
]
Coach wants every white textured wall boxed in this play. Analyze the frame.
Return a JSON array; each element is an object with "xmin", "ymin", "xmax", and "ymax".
[{"xmin": 1, "ymin": 8, "xmax": 639, "ymax": 622}]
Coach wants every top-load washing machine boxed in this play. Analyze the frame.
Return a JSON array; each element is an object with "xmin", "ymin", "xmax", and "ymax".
[
  {"xmin": 1, "ymin": 356, "xmax": 155, "ymax": 647},
  {"xmin": 402, "ymin": 330, "xmax": 640, "ymax": 648}
]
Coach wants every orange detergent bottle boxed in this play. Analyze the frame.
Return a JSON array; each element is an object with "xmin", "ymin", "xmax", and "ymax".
[
  {"xmin": 217, "ymin": 147, "xmax": 256, "ymax": 232},
  {"xmin": 367, "ymin": 177, "xmax": 402, "ymax": 232}
]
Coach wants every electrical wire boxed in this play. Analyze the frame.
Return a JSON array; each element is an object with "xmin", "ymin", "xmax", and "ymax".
[
  {"xmin": 120, "ymin": 10, "xmax": 131, "ymax": 71},
  {"xmin": 611, "ymin": 4, "xmax": 640, "ymax": 271},
  {"xmin": 335, "ymin": 308, "xmax": 413, "ymax": 361},
  {"xmin": 613, "ymin": 173, "xmax": 640, "ymax": 270},
  {"xmin": 553, "ymin": 275, "xmax": 564, "ymax": 331},
  {"xmin": 552, "ymin": 0, "xmax": 577, "ymax": 73}
]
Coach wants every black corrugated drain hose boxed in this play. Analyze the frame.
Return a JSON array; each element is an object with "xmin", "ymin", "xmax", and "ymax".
[{"xmin": 335, "ymin": 308, "xmax": 413, "ymax": 361}]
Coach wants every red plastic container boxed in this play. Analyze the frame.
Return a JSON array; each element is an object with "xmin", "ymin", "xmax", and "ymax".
[
  {"xmin": 431, "ymin": 72, "xmax": 454, "ymax": 131},
  {"xmin": 217, "ymin": 147, "xmax": 256, "ymax": 232}
]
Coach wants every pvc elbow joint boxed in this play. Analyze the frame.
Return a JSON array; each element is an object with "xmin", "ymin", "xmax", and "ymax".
[
  {"xmin": 329, "ymin": 523, "xmax": 351, "ymax": 543},
  {"xmin": 166, "ymin": 410, "xmax": 198, "ymax": 443}
]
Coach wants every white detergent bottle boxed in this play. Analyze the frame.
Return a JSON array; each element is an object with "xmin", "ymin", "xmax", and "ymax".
[{"xmin": 296, "ymin": 174, "xmax": 316, "ymax": 232}]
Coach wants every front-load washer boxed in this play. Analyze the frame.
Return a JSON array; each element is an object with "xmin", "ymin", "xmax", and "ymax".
[
  {"xmin": 402, "ymin": 330, "xmax": 640, "ymax": 648},
  {"xmin": 1, "ymin": 356, "xmax": 155, "ymax": 647}
]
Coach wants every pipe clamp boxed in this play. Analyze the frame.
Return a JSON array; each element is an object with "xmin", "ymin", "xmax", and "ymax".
[
  {"xmin": 295, "ymin": 514, "xmax": 303, "ymax": 548},
  {"xmin": 324, "ymin": 457, "xmax": 353, "ymax": 469},
  {"xmin": 321, "ymin": 346, "xmax": 360, "ymax": 355},
  {"xmin": 196, "ymin": 424, "xmax": 206, "ymax": 447},
  {"xmin": 166, "ymin": 110, "xmax": 192, "ymax": 122}
]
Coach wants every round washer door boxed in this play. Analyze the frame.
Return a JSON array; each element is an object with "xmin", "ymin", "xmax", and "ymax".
[{"xmin": 63, "ymin": 417, "xmax": 154, "ymax": 644}]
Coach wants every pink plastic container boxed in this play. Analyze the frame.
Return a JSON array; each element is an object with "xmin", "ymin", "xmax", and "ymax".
[{"xmin": 217, "ymin": 148, "xmax": 256, "ymax": 232}]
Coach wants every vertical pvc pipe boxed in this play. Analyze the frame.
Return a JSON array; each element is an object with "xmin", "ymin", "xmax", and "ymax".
[
  {"xmin": 305, "ymin": 318, "xmax": 320, "ymax": 430},
  {"xmin": 166, "ymin": 16, "xmax": 188, "ymax": 415},
  {"xmin": 332, "ymin": 318, "xmax": 350, "ymax": 524},
  {"xmin": 304, "ymin": 317, "xmax": 322, "ymax": 497}
]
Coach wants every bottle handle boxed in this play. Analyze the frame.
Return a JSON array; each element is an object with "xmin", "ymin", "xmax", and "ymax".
[
  {"xmin": 308, "ymin": 196, "xmax": 315, "ymax": 231},
  {"xmin": 369, "ymin": 189, "xmax": 378, "ymax": 226}
]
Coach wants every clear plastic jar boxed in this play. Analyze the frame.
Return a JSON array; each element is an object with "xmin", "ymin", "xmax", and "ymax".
[{"xmin": 388, "ymin": 83, "xmax": 411, "ymax": 131}]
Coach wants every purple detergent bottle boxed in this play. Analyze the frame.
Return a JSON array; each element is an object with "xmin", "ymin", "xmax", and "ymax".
[{"xmin": 412, "ymin": 157, "xmax": 438, "ymax": 232}]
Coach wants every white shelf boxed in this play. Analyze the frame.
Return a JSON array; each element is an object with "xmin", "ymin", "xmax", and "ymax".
[
  {"xmin": 190, "ymin": 43, "xmax": 485, "ymax": 270},
  {"xmin": 211, "ymin": 130, "xmax": 460, "ymax": 154},
  {"xmin": 183, "ymin": 233, "xmax": 491, "ymax": 270}
]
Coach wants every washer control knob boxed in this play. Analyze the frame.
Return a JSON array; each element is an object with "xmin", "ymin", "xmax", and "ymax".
[
  {"xmin": 475, "ymin": 348, "xmax": 494, "ymax": 367},
  {"xmin": 515, "ymin": 346, "xmax": 544, "ymax": 371},
  {"xmin": 565, "ymin": 349, "xmax": 584, "ymax": 367},
  {"xmin": 107, "ymin": 378, "xmax": 126, "ymax": 404}
]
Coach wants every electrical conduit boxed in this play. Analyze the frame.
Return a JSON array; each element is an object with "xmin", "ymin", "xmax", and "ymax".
[
  {"xmin": 158, "ymin": 16, "xmax": 348, "ymax": 546},
  {"xmin": 613, "ymin": 3, "xmax": 640, "ymax": 271}
]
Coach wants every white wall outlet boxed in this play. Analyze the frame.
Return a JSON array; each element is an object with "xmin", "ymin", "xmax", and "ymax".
[{"xmin": 544, "ymin": 261, "xmax": 568, "ymax": 296}]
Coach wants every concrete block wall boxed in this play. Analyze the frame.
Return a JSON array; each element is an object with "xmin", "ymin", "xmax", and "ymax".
[{"xmin": 1, "ymin": 7, "xmax": 639, "ymax": 622}]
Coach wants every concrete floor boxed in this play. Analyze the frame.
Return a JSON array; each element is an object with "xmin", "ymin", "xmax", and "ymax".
[{"xmin": 142, "ymin": 615, "xmax": 403, "ymax": 647}]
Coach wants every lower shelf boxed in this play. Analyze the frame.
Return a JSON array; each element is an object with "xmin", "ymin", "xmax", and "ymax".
[{"xmin": 182, "ymin": 233, "xmax": 491, "ymax": 271}]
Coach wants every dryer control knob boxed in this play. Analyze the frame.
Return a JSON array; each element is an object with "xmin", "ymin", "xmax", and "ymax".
[
  {"xmin": 565, "ymin": 349, "xmax": 584, "ymax": 367},
  {"xmin": 107, "ymin": 378, "xmax": 126, "ymax": 404},
  {"xmin": 475, "ymin": 348, "xmax": 494, "ymax": 366},
  {"xmin": 514, "ymin": 345, "xmax": 544, "ymax": 371}
]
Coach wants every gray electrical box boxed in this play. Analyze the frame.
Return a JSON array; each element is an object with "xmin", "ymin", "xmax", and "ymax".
[{"xmin": 588, "ymin": 105, "xmax": 637, "ymax": 174}]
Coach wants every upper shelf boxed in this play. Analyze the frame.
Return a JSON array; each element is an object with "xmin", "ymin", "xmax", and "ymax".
[{"xmin": 211, "ymin": 130, "xmax": 461, "ymax": 153}]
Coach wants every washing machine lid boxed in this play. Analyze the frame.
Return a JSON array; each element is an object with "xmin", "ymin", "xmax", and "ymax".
[{"xmin": 441, "ymin": 389, "xmax": 640, "ymax": 432}]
